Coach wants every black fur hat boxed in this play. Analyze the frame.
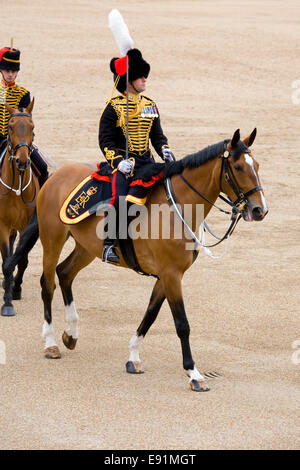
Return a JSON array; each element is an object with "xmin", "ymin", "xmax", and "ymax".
[
  {"xmin": 0, "ymin": 48, "xmax": 20, "ymax": 71},
  {"xmin": 110, "ymin": 48, "xmax": 150, "ymax": 93}
]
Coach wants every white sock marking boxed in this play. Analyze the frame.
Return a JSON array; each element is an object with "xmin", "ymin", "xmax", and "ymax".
[
  {"xmin": 129, "ymin": 333, "xmax": 143, "ymax": 362},
  {"xmin": 187, "ymin": 366, "xmax": 205, "ymax": 382},
  {"xmin": 42, "ymin": 321, "xmax": 57, "ymax": 349},
  {"xmin": 65, "ymin": 301, "xmax": 79, "ymax": 339}
]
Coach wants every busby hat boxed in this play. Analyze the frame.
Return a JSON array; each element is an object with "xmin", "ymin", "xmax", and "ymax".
[
  {"xmin": 0, "ymin": 47, "xmax": 20, "ymax": 71},
  {"xmin": 110, "ymin": 48, "xmax": 150, "ymax": 93}
]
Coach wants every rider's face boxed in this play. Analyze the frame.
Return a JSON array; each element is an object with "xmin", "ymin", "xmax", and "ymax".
[
  {"xmin": 1, "ymin": 69, "xmax": 18, "ymax": 84},
  {"xmin": 129, "ymin": 76, "xmax": 147, "ymax": 94}
]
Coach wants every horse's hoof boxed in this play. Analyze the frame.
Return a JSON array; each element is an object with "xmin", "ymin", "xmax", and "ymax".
[
  {"xmin": 1, "ymin": 304, "xmax": 16, "ymax": 316},
  {"xmin": 44, "ymin": 346, "xmax": 61, "ymax": 359},
  {"xmin": 189, "ymin": 379, "xmax": 210, "ymax": 392},
  {"xmin": 62, "ymin": 331, "xmax": 77, "ymax": 350},
  {"xmin": 12, "ymin": 289, "xmax": 22, "ymax": 300},
  {"xmin": 126, "ymin": 361, "xmax": 144, "ymax": 374}
]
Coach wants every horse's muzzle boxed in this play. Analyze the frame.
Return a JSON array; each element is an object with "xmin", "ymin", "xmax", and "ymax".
[
  {"xmin": 243, "ymin": 203, "xmax": 268, "ymax": 222},
  {"xmin": 15, "ymin": 158, "xmax": 31, "ymax": 171}
]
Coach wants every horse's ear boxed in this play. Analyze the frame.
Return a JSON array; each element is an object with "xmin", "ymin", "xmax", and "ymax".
[
  {"xmin": 4, "ymin": 102, "xmax": 16, "ymax": 115},
  {"xmin": 26, "ymin": 97, "xmax": 34, "ymax": 115},
  {"xmin": 229, "ymin": 129, "xmax": 240, "ymax": 150},
  {"xmin": 243, "ymin": 128, "xmax": 257, "ymax": 148}
]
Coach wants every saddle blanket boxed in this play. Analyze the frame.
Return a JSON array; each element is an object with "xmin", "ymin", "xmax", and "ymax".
[{"xmin": 59, "ymin": 174, "xmax": 112, "ymax": 224}]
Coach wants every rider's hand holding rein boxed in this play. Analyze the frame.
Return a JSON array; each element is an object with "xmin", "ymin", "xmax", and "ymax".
[
  {"xmin": 162, "ymin": 147, "xmax": 175, "ymax": 162},
  {"xmin": 118, "ymin": 159, "xmax": 134, "ymax": 175}
]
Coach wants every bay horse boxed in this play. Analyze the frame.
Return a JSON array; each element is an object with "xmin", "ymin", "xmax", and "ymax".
[
  {"xmin": 0, "ymin": 99, "xmax": 38, "ymax": 316},
  {"xmin": 7, "ymin": 128, "xmax": 268, "ymax": 391}
]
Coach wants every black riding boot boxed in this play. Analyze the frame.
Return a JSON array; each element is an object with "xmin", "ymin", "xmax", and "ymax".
[
  {"xmin": 102, "ymin": 237, "xmax": 120, "ymax": 265},
  {"xmin": 38, "ymin": 171, "xmax": 49, "ymax": 188},
  {"xmin": 30, "ymin": 148, "xmax": 48, "ymax": 188}
]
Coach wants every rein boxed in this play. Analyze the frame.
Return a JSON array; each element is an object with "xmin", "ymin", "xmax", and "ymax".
[{"xmin": 165, "ymin": 146, "xmax": 262, "ymax": 251}]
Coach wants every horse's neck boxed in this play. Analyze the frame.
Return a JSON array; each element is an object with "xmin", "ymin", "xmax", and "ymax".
[{"xmin": 171, "ymin": 158, "xmax": 221, "ymax": 230}]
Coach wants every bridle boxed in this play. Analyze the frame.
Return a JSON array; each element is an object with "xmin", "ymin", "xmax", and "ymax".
[
  {"xmin": 220, "ymin": 148, "xmax": 262, "ymax": 212},
  {"xmin": 165, "ymin": 143, "xmax": 263, "ymax": 249},
  {"xmin": 0, "ymin": 111, "xmax": 36, "ymax": 204},
  {"xmin": 7, "ymin": 112, "xmax": 34, "ymax": 166}
]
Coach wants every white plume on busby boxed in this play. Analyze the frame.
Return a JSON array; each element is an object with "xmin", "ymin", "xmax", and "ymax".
[{"xmin": 108, "ymin": 9, "xmax": 134, "ymax": 55}]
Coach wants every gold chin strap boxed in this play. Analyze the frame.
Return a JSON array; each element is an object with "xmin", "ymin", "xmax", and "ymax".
[
  {"xmin": 99, "ymin": 75, "xmax": 121, "ymax": 123},
  {"xmin": 108, "ymin": 75, "xmax": 120, "ymax": 102}
]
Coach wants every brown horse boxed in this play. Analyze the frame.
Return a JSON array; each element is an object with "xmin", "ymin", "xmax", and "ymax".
[
  {"xmin": 0, "ymin": 99, "xmax": 39, "ymax": 316},
  {"xmin": 7, "ymin": 128, "xmax": 268, "ymax": 391}
]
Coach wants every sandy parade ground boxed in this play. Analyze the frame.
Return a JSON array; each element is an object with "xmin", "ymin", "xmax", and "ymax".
[{"xmin": 0, "ymin": 0, "xmax": 299, "ymax": 450}]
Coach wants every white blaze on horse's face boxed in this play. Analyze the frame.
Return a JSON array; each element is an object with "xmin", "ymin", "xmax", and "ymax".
[{"xmin": 244, "ymin": 153, "xmax": 268, "ymax": 214}]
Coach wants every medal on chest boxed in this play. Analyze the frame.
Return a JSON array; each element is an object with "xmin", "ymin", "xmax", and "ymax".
[{"xmin": 141, "ymin": 105, "xmax": 158, "ymax": 118}]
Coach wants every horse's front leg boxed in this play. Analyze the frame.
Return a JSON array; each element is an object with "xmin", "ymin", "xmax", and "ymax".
[
  {"xmin": 126, "ymin": 279, "xmax": 166, "ymax": 374},
  {"xmin": 1, "ymin": 230, "xmax": 16, "ymax": 316},
  {"xmin": 162, "ymin": 272, "xmax": 210, "ymax": 392}
]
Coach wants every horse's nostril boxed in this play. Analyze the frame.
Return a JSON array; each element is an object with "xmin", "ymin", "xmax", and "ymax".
[{"xmin": 252, "ymin": 206, "xmax": 263, "ymax": 220}]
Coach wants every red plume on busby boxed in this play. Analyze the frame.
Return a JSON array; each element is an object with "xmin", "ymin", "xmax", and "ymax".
[{"xmin": 0, "ymin": 47, "xmax": 20, "ymax": 71}]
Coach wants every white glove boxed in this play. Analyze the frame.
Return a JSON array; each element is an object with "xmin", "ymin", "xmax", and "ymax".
[
  {"xmin": 162, "ymin": 148, "xmax": 175, "ymax": 162},
  {"xmin": 118, "ymin": 159, "xmax": 134, "ymax": 175}
]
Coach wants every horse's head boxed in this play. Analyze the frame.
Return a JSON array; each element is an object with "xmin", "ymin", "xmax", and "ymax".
[
  {"xmin": 221, "ymin": 129, "xmax": 268, "ymax": 221},
  {"xmin": 5, "ymin": 98, "xmax": 35, "ymax": 171}
]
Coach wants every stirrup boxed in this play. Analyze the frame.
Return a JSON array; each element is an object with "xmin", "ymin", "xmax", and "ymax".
[{"xmin": 102, "ymin": 244, "xmax": 120, "ymax": 265}]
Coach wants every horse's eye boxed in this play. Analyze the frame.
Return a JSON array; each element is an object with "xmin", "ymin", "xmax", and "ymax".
[{"xmin": 234, "ymin": 164, "xmax": 242, "ymax": 172}]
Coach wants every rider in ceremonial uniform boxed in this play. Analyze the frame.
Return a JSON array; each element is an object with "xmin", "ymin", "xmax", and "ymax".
[
  {"xmin": 98, "ymin": 48, "xmax": 174, "ymax": 264},
  {"xmin": 0, "ymin": 46, "xmax": 48, "ymax": 187}
]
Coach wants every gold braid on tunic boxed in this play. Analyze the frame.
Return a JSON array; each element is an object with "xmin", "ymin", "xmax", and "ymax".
[{"xmin": 110, "ymin": 94, "xmax": 158, "ymax": 156}]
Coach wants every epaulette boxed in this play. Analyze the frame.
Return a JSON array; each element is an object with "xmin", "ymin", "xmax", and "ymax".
[
  {"xmin": 107, "ymin": 95, "xmax": 125, "ymax": 103},
  {"xmin": 16, "ymin": 85, "xmax": 30, "ymax": 95},
  {"xmin": 141, "ymin": 94, "xmax": 156, "ymax": 104}
]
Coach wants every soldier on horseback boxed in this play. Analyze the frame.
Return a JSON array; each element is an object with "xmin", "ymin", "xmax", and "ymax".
[
  {"xmin": 0, "ymin": 46, "xmax": 48, "ymax": 187},
  {"xmin": 98, "ymin": 47, "xmax": 175, "ymax": 264}
]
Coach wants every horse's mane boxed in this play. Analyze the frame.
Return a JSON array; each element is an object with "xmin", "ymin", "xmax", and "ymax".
[{"xmin": 164, "ymin": 139, "xmax": 229, "ymax": 178}]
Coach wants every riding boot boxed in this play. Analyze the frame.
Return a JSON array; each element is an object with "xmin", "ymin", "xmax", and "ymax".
[
  {"xmin": 30, "ymin": 148, "xmax": 48, "ymax": 188},
  {"xmin": 102, "ymin": 237, "xmax": 120, "ymax": 265},
  {"xmin": 38, "ymin": 171, "xmax": 49, "ymax": 188}
]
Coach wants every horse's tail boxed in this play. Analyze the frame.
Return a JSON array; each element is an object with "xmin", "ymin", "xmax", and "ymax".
[{"xmin": 4, "ymin": 210, "xmax": 39, "ymax": 274}]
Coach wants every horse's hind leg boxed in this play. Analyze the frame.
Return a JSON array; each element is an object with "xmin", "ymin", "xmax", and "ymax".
[
  {"xmin": 3, "ymin": 231, "xmax": 29, "ymax": 300},
  {"xmin": 56, "ymin": 242, "xmax": 95, "ymax": 351},
  {"xmin": 11, "ymin": 253, "xmax": 28, "ymax": 300},
  {"xmin": 40, "ymin": 228, "xmax": 67, "ymax": 359},
  {"xmin": 126, "ymin": 279, "xmax": 166, "ymax": 374}
]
